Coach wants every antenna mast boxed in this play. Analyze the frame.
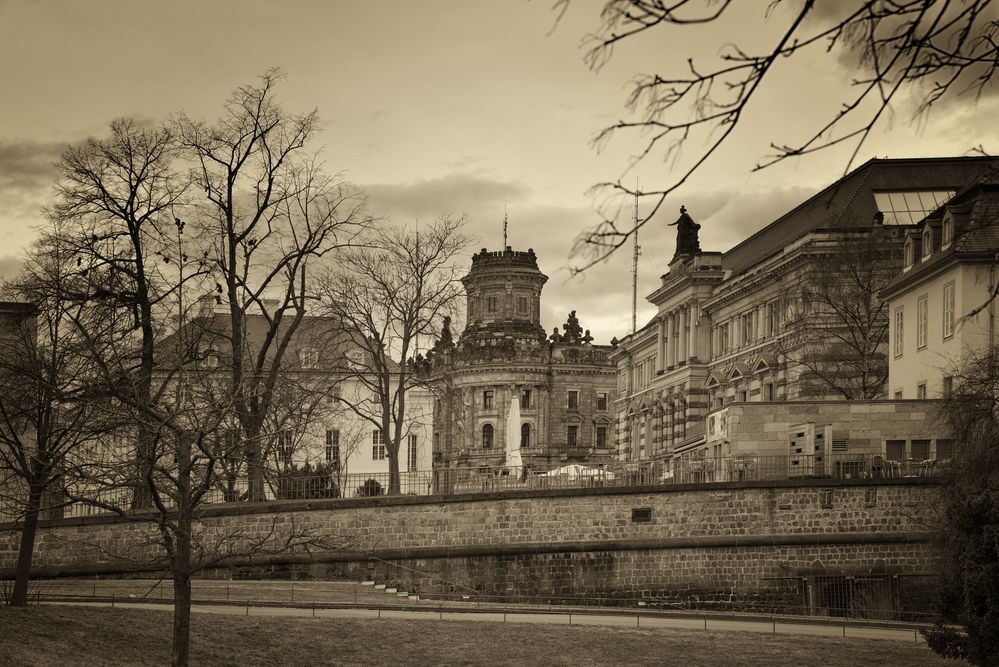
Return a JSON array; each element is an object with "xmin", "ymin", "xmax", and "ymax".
[
  {"xmin": 503, "ymin": 205, "xmax": 508, "ymax": 248},
  {"xmin": 631, "ymin": 190, "xmax": 640, "ymax": 336}
]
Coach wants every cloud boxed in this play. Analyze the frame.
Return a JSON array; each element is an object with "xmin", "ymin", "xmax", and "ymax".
[
  {"xmin": 361, "ymin": 172, "xmax": 532, "ymax": 222},
  {"xmin": 0, "ymin": 255, "xmax": 24, "ymax": 282},
  {"xmin": 359, "ymin": 174, "xmax": 819, "ymax": 345},
  {"xmin": 0, "ymin": 138, "xmax": 64, "ymax": 196}
]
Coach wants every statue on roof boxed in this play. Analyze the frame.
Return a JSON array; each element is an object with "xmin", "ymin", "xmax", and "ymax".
[
  {"xmin": 549, "ymin": 327, "xmax": 563, "ymax": 344},
  {"xmin": 582, "ymin": 329, "xmax": 594, "ymax": 345},
  {"xmin": 562, "ymin": 310, "xmax": 583, "ymax": 344},
  {"xmin": 668, "ymin": 205, "xmax": 701, "ymax": 257}
]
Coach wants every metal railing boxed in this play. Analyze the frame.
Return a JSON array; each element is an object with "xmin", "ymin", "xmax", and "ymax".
[
  {"xmin": 4, "ymin": 576, "xmax": 942, "ymax": 627},
  {"xmin": 0, "ymin": 453, "xmax": 946, "ymax": 521}
]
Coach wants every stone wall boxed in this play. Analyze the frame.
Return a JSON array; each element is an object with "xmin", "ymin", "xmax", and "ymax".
[
  {"xmin": 0, "ymin": 479, "xmax": 939, "ymax": 604},
  {"xmin": 706, "ymin": 399, "xmax": 946, "ymax": 458}
]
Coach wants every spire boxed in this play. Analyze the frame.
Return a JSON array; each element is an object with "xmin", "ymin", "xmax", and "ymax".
[{"xmin": 503, "ymin": 205, "xmax": 508, "ymax": 248}]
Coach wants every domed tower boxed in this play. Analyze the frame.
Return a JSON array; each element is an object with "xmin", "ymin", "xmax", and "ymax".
[{"xmin": 460, "ymin": 246, "xmax": 547, "ymax": 347}]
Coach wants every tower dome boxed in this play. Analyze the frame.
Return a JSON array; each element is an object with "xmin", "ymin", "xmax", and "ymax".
[{"xmin": 460, "ymin": 246, "xmax": 547, "ymax": 344}]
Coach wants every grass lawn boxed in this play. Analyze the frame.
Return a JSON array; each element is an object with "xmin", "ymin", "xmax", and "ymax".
[{"xmin": 0, "ymin": 605, "xmax": 965, "ymax": 666}]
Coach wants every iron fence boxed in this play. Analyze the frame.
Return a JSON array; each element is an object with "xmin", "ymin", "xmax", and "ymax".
[
  {"xmin": 5, "ymin": 576, "xmax": 943, "ymax": 627},
  {"xmin": 0, "ymin": 453, "xmax": 946, "ymax": 521}
]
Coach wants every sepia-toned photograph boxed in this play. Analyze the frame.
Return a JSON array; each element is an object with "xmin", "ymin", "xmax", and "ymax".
[{"xmin": 1, "ymin": 1, "xmax": 997, "ymax": 665}]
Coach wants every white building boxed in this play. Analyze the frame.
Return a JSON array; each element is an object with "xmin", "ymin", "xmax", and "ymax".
[{"xmin": 882, "ymin": 181, "xmax": 999, "ymax": 400}]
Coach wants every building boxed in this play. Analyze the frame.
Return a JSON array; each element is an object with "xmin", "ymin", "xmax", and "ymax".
[
  {"xmin": 421, "ymin": 247, "xmax": 616, "ymax": 482},
  {"xmin": 882, "ymin": 178, "xmax": 999, "ymax": 401},
  {"xmin": 154, "ymin": 303, "xmax": 435, "ymax": 499},
  {"xmin": 612, "ymin": 156, "xmax": 998, "ymax": 475}
]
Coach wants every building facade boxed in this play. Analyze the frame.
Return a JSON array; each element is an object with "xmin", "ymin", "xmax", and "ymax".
[
  {"xmin": 882, "ymin": 181, "xmax": 999, "ymax": 401},
  {"xmin": 612, "ymin": 156, "xmax": 998, "ymax": 473},
  {"xmin": 423, "ymin": 247, "xmax": 616, "ymax": 479}
]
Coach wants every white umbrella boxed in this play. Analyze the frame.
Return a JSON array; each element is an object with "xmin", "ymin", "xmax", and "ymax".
[
  {"xmin": 506, "ymin": 394, "xmax": 522, "ymax": 473},
  {"xmin": 541, "ymin": 464, "xmax": 615, "ymax": 480}
]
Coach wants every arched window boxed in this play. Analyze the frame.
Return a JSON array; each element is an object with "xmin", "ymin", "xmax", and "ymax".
[
  {"xmin": 520, "ymin": 423, "xmax": 531, "ymax": 448},
  {"xmin": 482, "ymin": 423, "xmax": 494, "ymax": 449}
]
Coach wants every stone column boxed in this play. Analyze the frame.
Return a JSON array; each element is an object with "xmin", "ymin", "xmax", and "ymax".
[
  {"xmin": 665, "ymin": 313, "xmax": 674, "ymax": 369},
  {"xmin": 689, "ymin": 302, "xmax": 699, "ymax": 362},
  {"xmin": 655, "ymin": 317, "xmax": 665, "ymax": 374},
  {"xmin": 678, "ymin": 306, "xmax": 688, "ymax": 364}
]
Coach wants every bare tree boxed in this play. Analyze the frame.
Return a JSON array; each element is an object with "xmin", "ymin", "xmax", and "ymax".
[
  {"xmin": 0, "ymin": 233, "xmax": 115, "ymax": 606},
  {"xmin": 48, "ymin": 117, "xmax": 190, "ymax": 509},
  {"xmin": 922, "ymin": 349, "xmax": 999, "ymax": 666},
  {"xmin": 175, "ymin": 69, "xmax": 369, "ymax": 501},
  {"xmin": 318, "ymin": 215, "xmax": 470, "ymax": 494},
  {"xmin": 778, "ymin": 227, "xmax": 901, "ymax": 399},
  {"xmin": 559, "ymin": 0, "xmax": 999, "ymax": 271}
]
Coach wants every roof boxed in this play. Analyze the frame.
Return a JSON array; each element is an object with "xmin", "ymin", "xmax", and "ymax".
[
  {"xmin": 721, "ymin": 156, "xmax": 998, "ymax": 276},
  {"xmin": 881, "ymin": 182, "xmax": 999, "ymax": 297},
  {"xmin": 158, "ymin": 309, "xmax": 400, "ymax": 372}
]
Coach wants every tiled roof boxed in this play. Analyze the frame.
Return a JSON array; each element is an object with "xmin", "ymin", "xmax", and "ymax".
[
  {"xmin": 881, "ymin": 184, "xmax": 999, "ymax": 296},
  {"xmin": 721, "ymin": 156, "xmax": 998, "ymax": 276}
]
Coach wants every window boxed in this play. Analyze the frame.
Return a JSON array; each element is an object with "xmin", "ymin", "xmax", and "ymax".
[
  {"xmin": 483, "ymin": 390, "xmax": 494, "ymax": 410},
  {"xmin": 894, "ymin": 389, "xmax": 903, "ymax": 400},
  {"xmin": 720, "ymin": 322, "xmax": 730, "ymax": 354},
  {"xmin": 325, "ymin": 429, "xmax": 340, "ymax": 466},
  {"xmin": 903, "ymin": 239, "xmax": 914, "ymax": 269},
  {"xmin": 922, "ymin": 228, "xmax": 933, "ymax": 259},
  {"xmin": 521, "ymin": 389, "xmax": 532, "ymax": 409},
  {"xmin": 764, "ymin": 383, "xmax": 774, "ymax": 401},
  {"xmin": 520, "ymin": 423, "xmax": 531, "ymax": 448},
  {"xmin": 596, "ymin": 392, "xmax": 608, "ymax": 411},
  {"xmin": 516, "ymin": 296, "xmax": 528, "ymax": 315},
  {"xmin": 482, "ymin": 423, "xmax": 494, "ymax": 449},
  {"xmin": 407, "ymin": 434, "xmax": 418, "ymax": 472},
  {"xmin": 371, "ymin": 429, "xmax": 386, "ymax": 460},
  {"xmin": 872, "ymin": 190, "xmax": 955, "ymax": 225},
  {"xmin": 943, "ymin": 281, "xmax": 955, "ymax": 338},
  {"xmin": 942, "ymin": 214, "xmax": 954, "ymax": 247},
  {"xmin": 767, "ymin": 301, "xmax": 780, "ymax": 338},
  {"xmin": 487, "ymin": 296, "xmax": 499, "ymax": 313},
  {"xmin": 299, "ymin": 346, "xmax": 319, "ymax": 369},
  {"xmin": 742, "ymin": 312, "xmax": 753, "ymax": 345},
  {"xmin": 738, "ymin": 390, "xmax": 747, "ymax": 402},
  {"xmin": 893, "ymin": 307, "xmax": 904, "ymax": 357},
  {"xmin": 911, "ymin": 439, "xmax": 930, "ymax": 461},
  {"xmin": 567, "ymin": 390, "xmax": 579, "ymax": 410},
  {"xmin": 277, "ymin": 430, "xmax": 293, "ymax": 463},
  {"xmin": 596, "ymin": 425, "xmax": 607, "ymax": 449},
  {"xmin": 917, "ymin": 295, "xmax": 928, "ymax": 349},
  {"xmin": 886, "ymin": 439, "xmax": 906, "ymax": 461},
  {"xmin": 567, "ymin": 425, "xmax": 579, "ymax": 447},
  {"xmin": 332, "ymin": 384, "xmax": 342, "ymax": 401},
  {"xmin": 917, "ymin": 382, "xmax": 927, "ymax": 399},
  {"xmin": 942, "ymin": 376, "xmax": 953, "ymax": 396}
]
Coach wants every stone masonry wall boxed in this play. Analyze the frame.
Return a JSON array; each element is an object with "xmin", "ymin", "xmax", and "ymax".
[{"xmin": 0, "ymin": 479, "xmax": 939, "ymax": 602}]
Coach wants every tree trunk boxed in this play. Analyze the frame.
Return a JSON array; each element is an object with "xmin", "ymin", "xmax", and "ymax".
[
  {"xmin": 10, "ymin": 479, "xmax": 44, "ymax": 607},
  {"xmin": 171, "ymin": 429, "xmax": 194, "ymax": 667},
  {"xmin": 171, "ymin": 570, "xmax": 192, "ymax": 667},
  {"xmin": 244, "ymin": 426, "xmax": 266, "ymax": 502},
  {"xmin": 387, "ymin": 449, "xmax": 401, "ymax": 496}
]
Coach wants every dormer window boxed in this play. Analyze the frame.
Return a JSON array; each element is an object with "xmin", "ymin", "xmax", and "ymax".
[
  {"xmin": 903, "ymin": 238, "xmax": 914, "ymax": 269},
  {"xmin": 922, "ymin": 227, "xmax": 933, "ymax": 260},
  {"xmin": 942, "ymin": 213, "xmax": 954, "ymax": 248}
]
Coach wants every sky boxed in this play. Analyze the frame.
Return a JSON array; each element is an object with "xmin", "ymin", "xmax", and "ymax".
[{"xmin": 1, "ymin": 0, "xmax": 997, "ymax": 343}]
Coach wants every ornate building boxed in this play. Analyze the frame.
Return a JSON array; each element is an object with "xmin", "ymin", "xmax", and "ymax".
[
  {"xmin": 422, "ymin": 247, "xmax": 616, "ymax": 478},
  {"xmin": 612, "ymin": 156, "xmax": 998, "ymax": 474}
]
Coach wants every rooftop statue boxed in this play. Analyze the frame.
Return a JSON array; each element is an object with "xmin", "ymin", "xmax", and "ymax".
[
  {"xmin": 562, "ymin": 310, "xmax": 583, "ymax": 343},
  {"xmin": 668, "ymin": 205, "xmax": 701, "ymax": 257}
]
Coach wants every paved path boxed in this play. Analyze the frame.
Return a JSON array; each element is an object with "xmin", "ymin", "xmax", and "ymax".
[{"xmin": 44, "ymin": 600, "xmax": 927, "ymax": 645}]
